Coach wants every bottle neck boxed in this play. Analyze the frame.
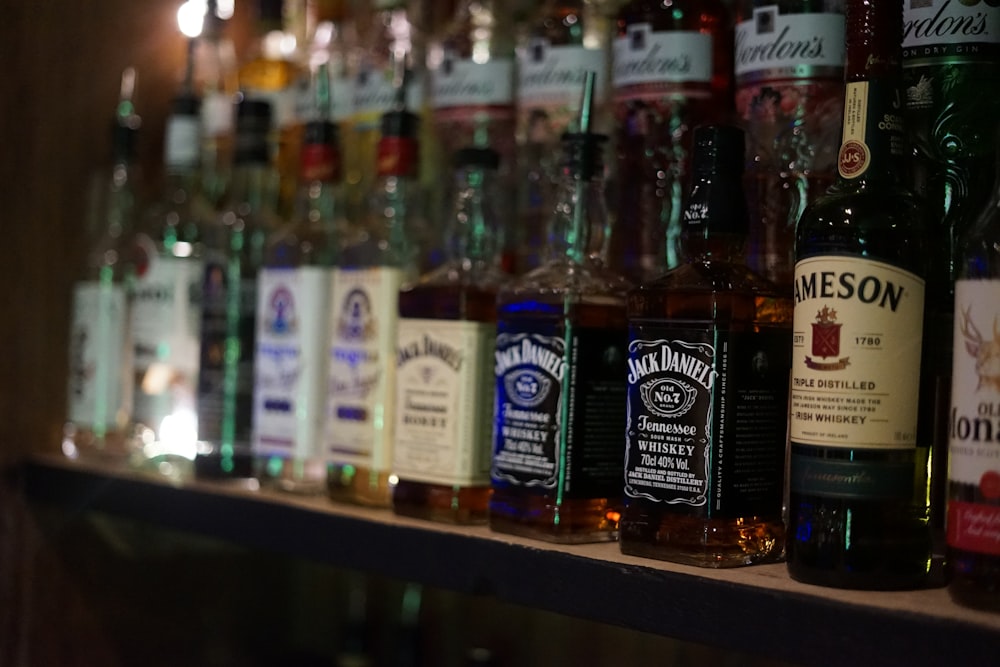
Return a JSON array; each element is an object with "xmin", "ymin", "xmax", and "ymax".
[
  {"xmin": 230, "ymin": 160, "xmax": 277, "ymax": 214},
  {"xmin": 447, "ymin": 166, "xmax": 499, "ymax": 264},
  {"xmin": 548, "ymin": 168, "xmax": 605, "ymax": 265},
  {"xmin": 679, "ymin": 170, "xmax": 748, "ymax": 263}
]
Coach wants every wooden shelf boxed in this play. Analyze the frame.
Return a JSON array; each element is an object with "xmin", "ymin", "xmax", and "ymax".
[{"xmin": 20, "ymin": 454, "xmax": 1000, "ymax": 666}]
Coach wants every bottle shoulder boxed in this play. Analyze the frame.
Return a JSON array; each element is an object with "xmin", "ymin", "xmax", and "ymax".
[{"xmin": 498, "ymin": 258, "xmax": 632, "ymax": 305}]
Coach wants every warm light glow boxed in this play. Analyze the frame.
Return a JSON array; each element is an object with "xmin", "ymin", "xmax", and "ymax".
[{"xmin": 177, "ymin": 0, "xmax": 206, "ymax": 38}]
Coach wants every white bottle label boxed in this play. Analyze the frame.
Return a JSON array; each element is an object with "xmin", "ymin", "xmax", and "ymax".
[
  {"xmin": 734, "ymin": 9, "xmax": 845, "ymax": 80},
  {"xmin": 352, "ymin": 67, "xmax": 425, "ymax": 125},
  {"xmin": 613, "ymin": 25, "xmax": 713, "ymax": 95},
  {"xmin": 325, "ymin": 266, "xmax": 402, "ymax": 470},
  {"xmin": 164, "ymin": 115, "xmax": 201, "ymax": 168},
  {"xmin": 790, "ymin": 256, "xmax": 925, "ymax": 449},
  {"xmin": 68, "ymin": 281, "xmax": 128, "ymax": 428},
  {"xmin": 202, "ymin": 91, "xmax": 234, "ymax": 138},
  {"xmin": 253, "ymin": 266, "xmax": 332, "ymax": 459},
  {"xmin": 393, "ymin": 318, "xmax": 496, "ymax": 486},
  {"xmin": 518, "ymin": 43, "xmax": 607, "ymax": 109},
  {"xmin": 431, "ymin": 57, "xmax": 515, "ymax": 110},
  {"xmin": 902, "ymin": 0, "xmax": 1000, "ymax": 50},
  {"xmin": 294, "ymin": 72, "xmax": 355, "ymax": 123}
]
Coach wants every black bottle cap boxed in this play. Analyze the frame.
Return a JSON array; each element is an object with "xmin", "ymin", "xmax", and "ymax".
[
  {"xmin": 304, "ymin": 119, "xmax": 338, "ymax": 147},
  {"xmin": 454, "ymin": 147, "xmax": 500, "ymax": 170},
  {"xmin": 171, "ymin": 92, "xmax": 201, "ymax": 117},
  {"xmin": 691, "ymin": 124, "xmax": 745, "ymax": 177},
  {"xmin": 380, "ymin": 109, "xmax": 419, "ymax": 139},
  {"xmin": 234, "ymin": 98, "xmax": 272, "ymax": 164},
  {"xmin": 257, "ymin": 0, "xmax": 284, "ymax": 23}
]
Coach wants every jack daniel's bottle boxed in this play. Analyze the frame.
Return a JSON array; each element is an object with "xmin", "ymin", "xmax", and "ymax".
[{"xmin": 787, "ymin": 0, "xmax": 932, "ymax": 589}]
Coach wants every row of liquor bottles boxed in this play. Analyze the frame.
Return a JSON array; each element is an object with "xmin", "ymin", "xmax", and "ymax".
[{"xmin": 62, "ymin": 0, "xmax": 1000, "ymax": 612}]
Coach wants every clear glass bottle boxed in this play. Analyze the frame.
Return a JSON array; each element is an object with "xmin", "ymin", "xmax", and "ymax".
[
  {"xmin": 194, "ymin": 99, "xmax": 281, "ymax": 481},
  {"xmin": 325, "ymin": 105, "xmax": 420, "ymax": 507},
  {"xmin": 620, "ymin": 124, "xmax": 791, "ymax": 567},
  {"xmin": 947, "ymin": 131, "xmax": 1000, "ymax": 612},
  {"xmin": 735, "ymin": 0, "xmax": 846, "ymax": 290},
  {"xmin": 786, "ymin": 0, "xmax": 931, "ymax": 589},
  {"xmin": 63, "ymin": 69, "xmax": 140, "ymax": 462},
  {"xmin": 609, "ymin": 0, "xmax": 734, "ymax": 283},
  {"xmin": 254, "ymin": 79, "xmax": 346, "ymax": 494},
  {"xmin": 393, "ymin": 147, "xmax": 505, "ymax": 524},
  {"xmin": 489, "ymin": 74, "xmax": 631, "ymax": 543},
  {"xmin": 130, "ymin": 92, "xmax": 212, "ymax": 478}
]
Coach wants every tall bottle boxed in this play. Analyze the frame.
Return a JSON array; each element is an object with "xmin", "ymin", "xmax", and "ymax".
[
  {"xmin": 489, "ymin": 73, "xmax": 631, "ymax": 543},
  {"xmin": 902, "ymin": 0, "xmax": 1000, "ymax": 572},
  {"xmin": 392, "ymin": 147, "xmax": 504, "ymax": 524},
  {"xmin": 515, "ymin": 0, "xmax": 612, "ymax": 274},
  {"xmin": 63, "ymin": 69, "xmax": 140, "ymax": 461},
  {"xmin": 609, "ymin": 0, "xmax": 733, "ymax": 283},
  {"xmin": 130, "ymin": 92, "xmax": 211, "ymax": 476},
  {"xmin": 947, "ymin": 137, "xmax": 1000, "ymax": 612},
  {"xmin": 195, "ymin": 99, "xmax": 280, "ymax": 480},
  {"xmin": 325, "ymin": 103, "xmax": 420, "ymax": 507},
  {"xmin": 787, "ymin": 0, "xmax": 931, "ymax": 589},
  {"xmin": 735, "ymin": 0, "xmax": 846, "ymax": 289},
  {"xmin": 620, "ymin": 125, "xmax": 791, "ymax": 567},
  {"xmin": 254, "ymin": 77, "xmax": 346, "ymax": 494}
]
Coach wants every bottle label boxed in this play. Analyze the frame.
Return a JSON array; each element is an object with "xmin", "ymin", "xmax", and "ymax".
[
  {"xmin": 325, "ymin": 266, "xmax": 401, "ymax": 470},
  {"xmin": 164, "ymin": 115, "xmax": 201, "ymax": 168},
  {"xmin": 351, "ymin": 67, "xmax": 425, "ymax": 128},
  {"xmin": 902, "ymin": 0, "xmax": 1000, "ymax": 59},
  {"xmin": 431, "ymin": 57, "xmax": 515, "ymax": 114},
  {"xmin": 300, "ymin": 144, "xmax": 341, "ymax": 182},
  {"xmin": 196, "ymin": 257, "xmax": 257, "ymax": 447},
  {"xmin": 202, "ymin": 91, "xmax": 234, "ymax": 138},
  {"xmin": 612, "ymin": 25, "xmax": 713, "ymax": 99},
  {"xmin": 393, "ymin": 318, "xmax": 496, "ymax": 486},
  {"xmin": 492, "ymin": 327, "xmax": 627, "ymax": 497},
  {"xmin": 294, "ymin": 71, "xmax": 355, "ymax": 123},
  {"xmin": 947, "ymin": 280, "xmax": 1000, "ymax": 555},
  {"xmin": 790, "ymin": 256, "xmax": 924, "ymax": 451},
  {"xmin": 735, "ymin": 9, "xmax": 845, "ymax": 82},
  {"xmin": 837, "ymin": 80, "xmax": 906, "ymax": 179},
  {"xmin": 253, "ymin": 266, "xmax": 331, "ymax": 459},
  {"xmin": 624, "ymin": 329, "xmax": 789, "ymax": 517},
  {"xmin": 68, "ymin": 281, "xmax": 128, "ymax": 429},
  {"xmin": 518, "ymin": 42, "xmax": 607, "ymax": 112},
  {"xmin": 130, "ymin": 244, "xmax": 202, "ymax": 432}
]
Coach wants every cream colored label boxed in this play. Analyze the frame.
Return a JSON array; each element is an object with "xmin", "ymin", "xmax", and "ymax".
[
  {"xmin": 68, "ymin": 281, "xmax": 128, "ymax": 427},
  {"xmin": 839, "ymin": 81, "xmax": 870, "ymax": 178},
  {"xmin": 790, "ymin": 256, "xmax": 925, "ymax": 449},
  {"xmin": 393, "ymin": 318, "xmax": 495, "ymax": 486},
  {"xmin": 324, "ymin": 267, "xmax": 401, "ymax": 470},
  {"xmin": 950, "ymin": 280, "xmax": 1000, "ymax": 485}
]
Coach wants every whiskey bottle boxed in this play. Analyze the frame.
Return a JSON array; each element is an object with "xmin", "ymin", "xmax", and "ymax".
[
  {"xmin": 620, "ymin": 125, "xmax": 791, "ymax": 567},
  {"xmin": 787, "ymin": 0, "xmax": 931, "ymax": 589},
  {"xmin": 393, "ymin": 147, "xmax": 504, "ymax": 524},
  {"xmin": 325, "ymin": 104, "xmax": 420, "ymax": 507},
  {"xmin": 254, "ymin": 76, "xmax": 346, "ymax": 493},
  {"xmin": 489, "ymin": 73, "xmax": 631, "ymax": 543},
  {"xmin": 130, "ymin": 92, "xmax": 211, "ymax": 477},
  {"xmin": 195, "ymin": 99, "xmax": 280, "ymax": 480},
  {"xmin": 735, "ymin": 0, "xmax": 846, "ymax": 290},
  {"xmin": 947, "ymin": 134, "xmax": 1000, "ymax": 612},
  {"xmin": 609, "ymin": 0, "xmax": 733, "ymax": 283},
  {"xmin": 63, "ymin": 68, "xmax": 140, "ymax": 461},
  {"xmin": 902, "ymin": 0, "xmax": 1000, "ymax": 576}
]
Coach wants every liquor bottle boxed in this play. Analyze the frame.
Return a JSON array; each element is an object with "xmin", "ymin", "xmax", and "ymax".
[
  {"xmin": 63, "ymin": 68, "xmax": 140, "ymax": 461},
  {"xmin": 130, "ymin": 92, "xmax": 211, "ymax": 476},
  {"xmin": 787, "ymin": 0, "xmax": 931, "ymax": 589},
  {"xmin": 254, "ymin": 73, "xmax": 346, "ymax": 493},
  {"xmin": 902, "ymin": 0, "xmax": 1000, "ymax": 575},
  {"xmin": 325, "ymin": 104, "xmax": 420, "ymax": 507},
  {"xmin": 620, "ymin": 125, "xmax": 791, "ymax": 567},
  {"xmin": 489, "ymin": 73, "xmax": 631, "ymax": 543},
  {"xmin": 947, "ymin": 136, "xmax": 1000, "ymax": 612},
  {"xmin": 429, "ymin": 0, "xmax": 516, "ymax": 271},
  {"xmin": 194, "ymin": 99, "xmax": 280, "ymax": 480},
  {"xmin": 515, "ymin": 0, "xmax": 613, "ymax": 274},
  {"xmin": 735, "ymin": 0, "xmax": 846, "ymax": 290},
  {"xmin": 296, "ymin": 0, "xmax": 356, "ymax": 128},
  {"xmin": 609, "ymin": 0, "xmax": 733, "ymax": 284},
  {"xmin": 392, "ymin": 147, "xmax": 504, "ymax": 524}
]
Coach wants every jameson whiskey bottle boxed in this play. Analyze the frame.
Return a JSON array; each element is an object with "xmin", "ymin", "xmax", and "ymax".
[
  {"xmin": 490, "ymin": 74, "xmax": 631, "ymax": 543},
  {"xmin": 948, "ymin": 140, "xmax": 1000, "ymax": 612},
  {"xmin": 735, "ymin": 0, "xmax": 846, "ymax": 289},
  {"xmin": 902, "ymin": 0, "xmax": 1000, "ymax": 572},
  {"xmin": 609, "ymin": 0, "xmax": 733, "ymax": 283},
  {"xmin": 130, "ymin": 93, "xmax": 211, "ymax": 476},
  {"xmin": 621, "ymin": 125, "xmax": 791, "ymax": 567},
  {"xmin": 393, "ymin": 147, "xmax": 504, "ymax": 524},
  {"xmin": 254, "ymin": 84, "xmax": 346, "ymax": 493},
  {"xmin": 326, "ymin": 105, "xmax": 420, "ymax": 507},
  {"xmin": 787, "ymin": 0, "xmax": 931, "ymax": 589},
  {"xmin": 64, "ymin": 69, "xmax": 140, "ymax": 461},
  {"xmin": 195, "ymin": 99, "xmax": 280, "ymax": 480},
  {"xmin": 515, "ymin": 0, "xmax": 612, "ymax": 273}
]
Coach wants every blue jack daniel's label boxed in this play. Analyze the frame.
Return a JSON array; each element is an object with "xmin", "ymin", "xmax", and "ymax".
[
  {"xmin": 625, "ymin": 326, "xmax": 789, "ymax": 518},
  {"xmin": 492, "ymin": 325, "xmax": 627, "ymax": 497}
]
